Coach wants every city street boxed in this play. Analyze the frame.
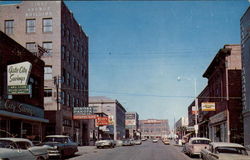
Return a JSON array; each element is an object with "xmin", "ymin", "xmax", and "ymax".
[{"xmin": 66, "ymin": 141, "xmax": 201, "ymax": 160}]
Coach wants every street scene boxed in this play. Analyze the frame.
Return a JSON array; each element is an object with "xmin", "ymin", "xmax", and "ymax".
[{"xmin": 1, "ymin": 0, "xmax": 250, "ymax": 160}]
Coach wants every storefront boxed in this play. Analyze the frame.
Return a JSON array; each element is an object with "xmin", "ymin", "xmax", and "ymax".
[
  {"xmin": 209, "ymin": 111, "xmax": 228, "ymax": 142},
  {"xmin": 0, "ymin": 98, "xmax": 48, "ymax": 141}
]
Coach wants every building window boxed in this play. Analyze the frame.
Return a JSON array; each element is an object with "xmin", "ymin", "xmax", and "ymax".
[
  {"xmin": 61, "ymin": 91, "xmax": 65, "ymax": 105},
  {"xmin": 61, "ymin": 23, "xmax": 65, "ymax": 37},
  {"xmin": 67, "ymin": 50, "xmax": 70, "ymax": 63},
  {"xmin": 66, "ymin": 94, "xmax": 70, "ymax": 107},
  {"xmin": 72, "ymin": 56, "xmax": 75, "ymax": 69},
  {"xmin": 4, "ymin": 20, "xmax": 14, "ymax": 34},
  {"xmin": 72, "ymin": 77, "xmax": 75, "ymax": 89},
  {"xmin": 44, "ymin": 89, "xmax": 52, "ymax": 97},
  {"xmin": 26, "ymin": 42, "xmax": 36, "ymax": 53},
  {"xmin": 26, "ymin": 19, "xmax": 36, "ymax": 33},
  {"xmin": 66, "ymin": 73, "xmax": 70, "ymax": 86},
  {"xmin": 72, "ymin": 96, "xmax": 75, "ymax": 107},
  {"xmin": 62, "ymin": 45, "xmax": 65, "ymax": 60},
  {"xmin": 42, "ymin": 42, "xmax": 52, "ymax": 56},
  {"xmin": 43, "ymin": 18, "xmax": 52, "ymax": 32},
  {"xmin": 63, "ymin": 119, "xmax": 72, "ymax": 127},
  {"xmin": 66, "ymin": 29, "xmax": 70, "ymax": 42},
  {"xmin": 44, "ymin": 66, "xmax": 52, "ymax": 80}
]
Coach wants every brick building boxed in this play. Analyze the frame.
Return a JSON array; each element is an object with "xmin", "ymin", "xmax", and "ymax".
[
  {"xmin": 0, "ymin": 1, "xmax": 89, "ymax": 145},
  {"xmin": 194, "ymin": 44, "xmax": 243, "ymax": 144},
  {"xmin": 0, "ymin": 31, "xmax": 48, "ymax": 140},
  {"xmin": 139, "ymin": 119, "xmax": 170, "ymax": 139}
]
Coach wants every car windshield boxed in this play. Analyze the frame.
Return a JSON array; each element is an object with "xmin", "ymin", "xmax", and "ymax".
[
  {"xmin": 191, "ymin": 140, "xmax": 210, "ymax": 144},
  {"xmin": 215, "ymin": 147, "xmax": 248, "ymax": 155},
  {"xmin": 43, "ymin": 137, "xmax": 66, "ymax": 143}
]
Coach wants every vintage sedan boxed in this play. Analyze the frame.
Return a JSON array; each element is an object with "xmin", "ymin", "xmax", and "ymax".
[
  {"xmin": 201, "ymin": 142, "xmax": 250, "ymax": 160},
  {"xmin": 41, "ymin": 135, "xmax": 78, "ymax": 158},
  {"xmin": 0, "ymin": 138, "xmax": 49, "ymax": 160},
  {"xmin": 95, "ymin": 138, "xmax": 116, "ymax": 148},
  {"xmin": 183, "ymin": 137, "xmax": 211, "ymax": 157}
]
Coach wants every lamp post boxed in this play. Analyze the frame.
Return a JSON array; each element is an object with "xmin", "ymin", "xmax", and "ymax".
[{"xmin": 177, "ymin": 76, "xmax": 198, "ymax": 137}]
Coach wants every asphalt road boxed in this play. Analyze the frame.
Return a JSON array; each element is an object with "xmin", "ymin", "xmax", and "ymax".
[{"xmin": 66, "ymin": 140, "xmax": 201, "ymax": 160}]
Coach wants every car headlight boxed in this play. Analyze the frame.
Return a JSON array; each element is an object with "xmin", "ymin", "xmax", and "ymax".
[{"xmin": 53, "ymin": 146, "xmax": 58, "ymax": 149}]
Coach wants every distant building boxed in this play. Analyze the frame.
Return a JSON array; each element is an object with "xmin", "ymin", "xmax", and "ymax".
[
  {"xmin": 89, "ymin": 96, "xmax": 126, "ymax": 140},
  {"xmin": 0, "ymin": 31, "xmax": 48, "ymax": 140},
  {"xmin": 175, "ymin": 117, "xmax": 188, "ymax": 140},
  {"xmin": 241, "ymin": 7, "xmax": 250, "ymax": 147},
  {"xmin": 139, "ymin": 119, "xmax": 170, "ymax": 139},
  {"xmin": 125, "ymin": 112, "xmax": 140, "ymax": 139},
  {"xmin": 0, "ymin": 1, "xmax": 89, "ymax": 145}
]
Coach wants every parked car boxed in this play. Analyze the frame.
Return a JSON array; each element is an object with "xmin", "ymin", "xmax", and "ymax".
[
  {"xmin": 122, "ymin": 139, "xmax": 133, "ymax": 146},
  {"xmin": 0, "ymin": 137, "xmax": 49, "ymax": 160},
  {"xmin": 162, "ymin": 138, "xmax": 170, "ymax": 145},
  {"xmin": 95, "ymin": 138, "xmax": 116, "ymax": 148},
  {"xmin": 152, "ymin": 139, "xmax": 158, "ymax": 143},
  {"xmin": 201, "ymin": 142, "xmax": 250, "ymax": 160},
  {"xmin": 134, "ymin": 139, "xmax": 142, "ymax": 145},
  {"xmin": 183, "ymin": 137, "xmax": 210, "ymax": 157},
  {"xmin": 115, "ymin": 140, "xmax": 123, "ymax": 147},
  {"xmin": 41, "ymin": 135, "xmax": 78, "ymax": 159},
  {"xmin": 141, "ymin": 138, "xmax": 147, "ymax": 141}
]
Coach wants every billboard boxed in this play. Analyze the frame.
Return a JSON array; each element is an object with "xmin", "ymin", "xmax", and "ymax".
[
  {"xmin": 192, "ymin": 106, "xmax": 198, "ymax": 115},
  {"xmin": 7, "ymin": 62, "xmax": 32, "ymax": 95},
  {"xmin": 202, "ymin": 102, "xmax": 216, "ymax": 111}
]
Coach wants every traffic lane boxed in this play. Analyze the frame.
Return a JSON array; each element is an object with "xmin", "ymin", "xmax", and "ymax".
[{"xmin": 68, "ymin": 140, "xmax": 195, "ymax": 160}]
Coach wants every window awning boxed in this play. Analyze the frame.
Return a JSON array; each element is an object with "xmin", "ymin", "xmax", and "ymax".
[{"xmin": 0, "ymin": 110, "xmax": 49, "ymax": 123}]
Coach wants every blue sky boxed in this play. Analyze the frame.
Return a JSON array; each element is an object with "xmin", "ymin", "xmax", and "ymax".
[
  {"xmin": 1, "ymin": 1, "xmax": 249, "ymax": 129},
  {"xmin": 63, "ymin": 1, "xmax": 249, "ymax": 129}
]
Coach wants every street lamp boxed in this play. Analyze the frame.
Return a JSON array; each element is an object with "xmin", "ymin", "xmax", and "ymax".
[{"xmin": 177, "ymin": 76, "xmax": 199, "ymax": 137}]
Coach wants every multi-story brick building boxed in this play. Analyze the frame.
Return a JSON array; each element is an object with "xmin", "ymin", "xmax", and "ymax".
[
  {"xmin": 139, "ymin": 119, "xmax": 170, "ymax": 139},
  {"xmin": 241, "ymin": 6, "xmax": 250, "ymax": 147},
  {"xmin": 201, "ymin": 44, "xmax": 243, "ymax": 143},
  {"xmin": 0, "ymin": 31, "xmax": 48, "ymax": 140},
  {"xmin": 0, "ymin": 1, "xmax": 89, "ymax": 145},
  {"xmin": 89, "ymin": 96, "xmax": 126, "ymax": 140}
]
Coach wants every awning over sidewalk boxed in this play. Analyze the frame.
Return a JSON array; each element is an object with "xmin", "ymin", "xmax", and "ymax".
[{"xmin": 0, "ymin": 110, "xmax": 49, "ymax": 123}]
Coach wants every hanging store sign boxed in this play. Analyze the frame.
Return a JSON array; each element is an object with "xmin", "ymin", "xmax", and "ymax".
[
  {"xmin": 73, "ymin": 107, "xmax": 96, "ymax": 119},
  {"xmin": 7, "ymin": 62, "xmax": 32, "ymax": 95},
  {"xmin": 192, "ymin": 106, "xmax": 198, "ymax": 114},
  {"xmin": 96, "ymin": 117, "xmax": 109, "ymax": 126},
  {"xmin": 202, "ymin": 102, "xmax": 215, "ymax": 111},
  {"xmin": 125, "ymin": 119, "xmax": 136, "ymax": 126}
]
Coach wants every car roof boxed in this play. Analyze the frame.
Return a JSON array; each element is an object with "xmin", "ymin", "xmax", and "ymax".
[
  {"xmin": 45, "ymin": 135, "xmax": 69, "ymax": 138},
  {"xmin": 211, "ymin": 142, "xmax": 245, "ymax": 148},
  {"xmin": 0, "ymin": 137, "xmax": 32, "ymax": 143},
  {"xmin": 190, "ymin": 137, "xmax": 210, "ymax": 141}
]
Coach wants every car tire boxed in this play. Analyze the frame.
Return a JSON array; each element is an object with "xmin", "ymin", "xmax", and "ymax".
[{"xmin": 36, "ymin": 157, "xmax": 45, "ymax": 160}]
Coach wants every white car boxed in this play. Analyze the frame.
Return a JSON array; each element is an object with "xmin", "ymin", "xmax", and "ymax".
[
  {"xmin": 183, "ymin": 137, "xmax": 211, "ymax": 157},
  {"xmin": 152, "ymin": 139, "xmax": 158, "ymax": 143},
  {"xmin": 201, "ymin": 142, "xmax": 250, "ymax": 160},
  {"xmin": 95, "ymin": 138, "xmax": 116, "ymax": 148},
  {"xmin": 0, "ymin": 138, "xmax": 49, "ymax": 160}
]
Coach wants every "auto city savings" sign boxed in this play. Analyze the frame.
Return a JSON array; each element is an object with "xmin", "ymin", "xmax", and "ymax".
[{"xmin": 7, "ymin": 62, "xmax": 32, "ymax": 95}]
